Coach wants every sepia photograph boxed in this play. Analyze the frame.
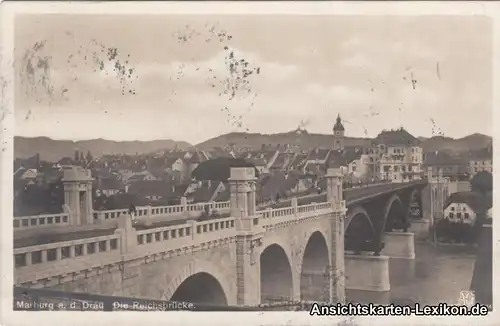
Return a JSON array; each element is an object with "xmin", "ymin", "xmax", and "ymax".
[{"xmin": 1, "ymin": 1, "xmax": 498, "ymax": 325}]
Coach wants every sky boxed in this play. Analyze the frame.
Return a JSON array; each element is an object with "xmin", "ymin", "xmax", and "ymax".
[{"xmin": 13, "ymin": 14, "xmax": 493, "ymax": 145}]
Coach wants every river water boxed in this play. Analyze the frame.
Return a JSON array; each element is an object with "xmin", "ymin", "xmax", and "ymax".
[{"xmin": 347, "ymin": 241, "xmax": 476, "ymax": 306}]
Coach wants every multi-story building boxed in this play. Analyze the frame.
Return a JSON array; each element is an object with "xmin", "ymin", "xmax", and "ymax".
[
  {"xmin": 464, "ymin": 143, "xmax": 493, "ymax": 178},
  {"xmin": 443, "ymin": 191, "xmax": 490, "ymax": 226},
  {"xmin": 372, "ymin": 128, "xmax": 423, "ymax": 183}
]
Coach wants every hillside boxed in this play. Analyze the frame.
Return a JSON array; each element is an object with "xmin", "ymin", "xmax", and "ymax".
[
  {"xmin": 419, "ymin": 133, "xmax": 492, "ymax": 153},
  {"xmin": 195, "ymin": 130, "xmax": 373, "ymax": 150},
  {"xmin": 197, "ymin": 131, "xmax": 492, "ymax": 153},
  {"xmin": 14, "ymin": 137, "xmax": 192, "ymax": 162}
]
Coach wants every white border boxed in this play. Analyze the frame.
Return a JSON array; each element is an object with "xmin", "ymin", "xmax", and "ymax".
[{"xmin": 1, "ymin": 1, "xmax": 499, "ymax": 325}]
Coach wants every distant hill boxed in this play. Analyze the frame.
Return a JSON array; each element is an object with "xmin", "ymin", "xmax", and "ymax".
[
  {"xmin": 419, "ymin": 133, "xmax": 492, "ymax": 153},
  {"xmin": 14, "ymin": 131, "xmax": 491, "ymax": 163},
  {"xmin": 14, "ymin": 137, "xmax": 192, "ymax": 162},
  {"xmin": 196, "ymin": 131, "xmax": 492, "ymax": 153},
  {"xmin": 195, "ymin": 130, "xmax": 373, "ymax": 151}
]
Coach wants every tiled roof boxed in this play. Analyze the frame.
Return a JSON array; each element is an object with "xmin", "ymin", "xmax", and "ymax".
[
  {"xmin": 326, "ymin": 149, "xmax": 361, "ymax": 168},
  {"xmin": 307, "ymin": 148, "xmax": 330, "ymax": 161},
  {"xmin": 257, "ymin": 150, "xmax": 278, "ymax": 162},
  {"xmin": 191, "ymin": 157, "xmax": 258, "ymax": 181},
  {"xmin": 462, "ymin": 147, "xmax": 493, "ymax": 161},
  {"xmin": 190, "ymin": 182, "xmax": 222, "ymax": 203},
  {"xmin": 127, "ymin": 174, "xmax": 148, "ymax": 182},
  {"xmin": 98, "ymin": 177, "xmax": 124, "ymax": 190},
  {"xmin": 259, "ymin": 172, "xmax": 299, "ymax": 200},
  {"xmin": 304, "ymin": 162, "xmax": 325, "ymax": 176},
  {"xmin": 372, "ymin": 128, "xmax": 419, "ymax": 146},
  {"xmin": 271, "ymin": 153, "xmax": 287, "ymax": 169},
  {"xmin": 127, "ymin": 180, "xmax": 174, "ymax": 197},
  {"xmin": 289, "ymin": 154, "xmax": 308, "ymax": 170},
  {"xmin": 424, "ymin": 151, "xmax": 466, "ymax": 165},
  {"xmin": 247, "ymin": 157, "xmax": 267, "ymax": 166},
  {"xmin": 445, "ymin": 191, "xmax": 492, "ymax": 214}
]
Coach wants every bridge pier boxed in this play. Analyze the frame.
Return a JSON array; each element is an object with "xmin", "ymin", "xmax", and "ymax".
[
  {"xmin": 383, "ymin": 232, "xmax": 416, "ymax": 286},
  {"xmin": 409, "ymin": 219, "xmax": 431, "ymax": 241},
  {"xmin": 344, "ymin": 254, "xmax": 390, "ymax": 304}
]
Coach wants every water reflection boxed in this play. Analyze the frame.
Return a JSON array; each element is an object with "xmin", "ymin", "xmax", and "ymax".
[{"xmin": 346, "ymin": 242, "xmax": 476, "ymax": 305}]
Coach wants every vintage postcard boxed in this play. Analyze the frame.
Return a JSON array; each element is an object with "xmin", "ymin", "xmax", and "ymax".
[{"xmin": 1, "ymin": 1, "xmax": 498, "ymax": 325}]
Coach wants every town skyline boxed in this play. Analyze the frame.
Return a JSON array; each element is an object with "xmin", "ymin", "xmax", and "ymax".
[
  {"xmin": 14, "ymin": 14, "xmax": 493, "ymax": 144},
  {"xmin": 13, "ymin": 128, "xmax": 493, "ymax": 147}
]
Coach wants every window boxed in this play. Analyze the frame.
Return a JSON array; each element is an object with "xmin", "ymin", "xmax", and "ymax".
[
  {"xmin": 449, "ymin": 212, "xmax": 454, "ymax": 218},
  {"xmin": 451, "ymin": 207, "xmax": 455, "ymax": 211},
  {"xmin": 394, "ymin": 166, "xmax": 399, "ymax": 172},
  {"xmin": 464, "ymin": 213, "xmax": 470, "ymax": 219},
  {"xmin": 457, "ymin": 212, "xmax": 462, "ymax": 219}
]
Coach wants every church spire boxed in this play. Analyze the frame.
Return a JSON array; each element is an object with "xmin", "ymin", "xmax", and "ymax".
[{"xmin": 333, "ymin": 114, "xmax": 345, "ymax": 132}]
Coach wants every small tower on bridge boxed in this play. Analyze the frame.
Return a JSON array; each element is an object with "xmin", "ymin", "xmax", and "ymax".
[
  {"xmin": 325, "ymin": 167, "xmax": 346, "ymax": 303},
  {"xmin": 333, "ymin": 114, "xmax": 345, "ymax": 151},
  {"xmin": 228, "ymin": 167, "xmax": 263, "ymax": 306},
  {"xmin": 228, "ymin": 167, "xmax": 258, "ymax": 219},
  {"xmin": 61, "ymin": 166, "xmax": 94, "ymax": 226}
]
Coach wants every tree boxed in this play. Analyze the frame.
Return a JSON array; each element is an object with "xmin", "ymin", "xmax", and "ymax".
[
  {"xmin": 470, "ymin": 171, "xmax": 492, "ymax": 195},
  {"xmin": 74, "ymin": 150, "xmax": 80, "ymax": 162}
]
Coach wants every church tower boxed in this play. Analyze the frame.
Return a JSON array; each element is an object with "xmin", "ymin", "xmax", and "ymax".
[{"xmin": 333, "ymin": 114, "xmax": 345, "ymax": 150}]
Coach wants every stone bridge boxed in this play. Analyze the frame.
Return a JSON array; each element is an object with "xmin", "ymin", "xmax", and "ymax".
[{"xmin": 13, "ymin": 167, "xmax": 437, "ymax": 307}]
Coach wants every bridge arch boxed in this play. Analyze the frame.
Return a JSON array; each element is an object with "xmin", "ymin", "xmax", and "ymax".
[
  {"xmin": 345, "ymin": 206, "xmax": 376, "ymax": 252},
  {"xmin": 163, "ymin": 259, "xmax": 232, "ymax": 306},
  {"xmin": 260, "ymin": 243, "xmax": 294, "ymax": 304},
  {"xmin": 299, "ymin": 231, "xmax": 330, "ymax": 301},
  {"xmin": 382, "ymin": 193, "xmax": 406, "ymax": 232}
]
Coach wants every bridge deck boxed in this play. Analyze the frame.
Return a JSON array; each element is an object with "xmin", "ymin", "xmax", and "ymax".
[
  {"xmin": 14, "ymin": 228, "xmax": 116, "ymax": 249},
  {"xmin": 265, "ymin": 180, "xmax": 427, "ymax": 210},
  {"xmin": 14, "ymin": 214, "xmax": 233, "ymax": 248},
  {"xmin": 14, "ymin": 181, "xmax": 425, "ymax": 248}
]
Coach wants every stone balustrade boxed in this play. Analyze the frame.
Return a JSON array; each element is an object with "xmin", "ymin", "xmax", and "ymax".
[
  {"xmin": 14, "ymin": 201, "xmax": 231, "ymax": 233},
  {"xmin": 14, "ymin": 233, "xmax": 122, "ymax": 285},
  {"xmin": 13, "ymin": 198, "xmax": 342, "ymax": 285},
  {"xmin": 134, "ymin": 217, "xmax": 237, "ymax": 256},
  {"xmin": 13, "ymin": 213, "xmax": 70, "ymax": 230},
  {"xmin": 93, "ymin": 200, "xmax": 231, "ymax": 224}
]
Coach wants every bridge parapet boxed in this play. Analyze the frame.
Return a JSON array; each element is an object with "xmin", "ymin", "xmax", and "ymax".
[
  {"xmin": 14, "ymin": 200, "xmax": 232, "ymax": 233},
  {"xmin": 135, "ymin": 217, "xmax": 236, "ymax": 251},
  {"xmin": 13, "ymin": 199, "xmax": 340, "ymax": 285},
  {"xmin": 14, "ymin": 233, "xmax": 122, "ymax": 285},
  {"xmin": 13, "ymin": 213, "xmax": 70, "ymax": 230}
]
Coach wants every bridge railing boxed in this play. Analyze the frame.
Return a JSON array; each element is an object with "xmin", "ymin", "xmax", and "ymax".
[
  {"xmin": 13, "ymin": 213, "xmax": 70, "ymax": 230},
  {"xmin": 92, "ymin": 201, "xmax": 231, "ymax": 224},
  {"xmin": 134, "ymin": 217, "xmax": 237, "ymax": 255},
  {"xmin": 14, "ymin": 233, "xmax": 122, "ymax": 285},
  {"xmin": 258, "ymin": 201, "xmax": 341, "ymax": 228},
  {"xmin": 13, "ymin": 201, "xmax": 232, "ymax": 232},
  {"xmin": 13, "ymin": 198, "xmax": 344, "ymax": 284}
]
